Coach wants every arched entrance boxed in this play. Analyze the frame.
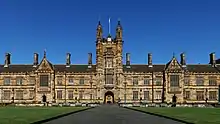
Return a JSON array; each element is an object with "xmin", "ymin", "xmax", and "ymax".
[{"xmin": 104, "ymin": 91, "xmax": 114, "ymax": 104}]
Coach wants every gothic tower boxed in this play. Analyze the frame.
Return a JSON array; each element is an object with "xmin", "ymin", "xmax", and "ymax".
[{"xmin": 95, "ymin": 19, "xmax": 124, "ymax": 102}]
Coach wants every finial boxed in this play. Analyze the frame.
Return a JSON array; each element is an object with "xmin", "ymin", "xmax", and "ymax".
[
  {"xmin": 173, "ymin": 52, "xmax": 175, "ymax": 58},
  {"xmin": 44, "ymin": 49, "xmax": 46, "ymax": 58},
  {"xmin": 117, "ymin": 18, "xmax": 121, "ymax": 25}
]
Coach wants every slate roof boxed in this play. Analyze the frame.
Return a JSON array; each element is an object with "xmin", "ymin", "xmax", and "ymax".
[{"xmin": 0, "ymin": 64, "xmax": 219, "ymax": 73}]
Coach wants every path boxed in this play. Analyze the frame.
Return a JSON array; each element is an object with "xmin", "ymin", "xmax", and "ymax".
[{"xmin": 44, "ymin": 105, "xmax": 185, "ymax": 124}]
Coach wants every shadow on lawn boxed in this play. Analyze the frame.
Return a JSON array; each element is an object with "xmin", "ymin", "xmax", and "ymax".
[{"xmin": 125, "ymin": 107, "xmax": 194, "ymax": 124}]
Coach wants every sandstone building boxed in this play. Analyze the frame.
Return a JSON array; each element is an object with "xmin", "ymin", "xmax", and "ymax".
[{"xmin": 0, "ymin": 21, "xmax": 220, "ymax": 104}]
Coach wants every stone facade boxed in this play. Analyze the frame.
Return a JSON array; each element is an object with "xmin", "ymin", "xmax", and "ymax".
[{"xmin": 0, "ymin": 21, "xmax": 220, "ymax": 104}]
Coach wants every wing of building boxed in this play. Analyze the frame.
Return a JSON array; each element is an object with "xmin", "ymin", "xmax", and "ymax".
[{"xmin": 0, "ymin": 20, "xmax": 220, "ymax": 105}]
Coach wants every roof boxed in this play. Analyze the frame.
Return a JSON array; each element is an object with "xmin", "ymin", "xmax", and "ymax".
[
  {"xmin": 0, "ymin": 64, "xmax": 219, "ymax": 73},
  {"xmin": 123, "ymin": 65, "xmax": 165, "ymax": 72}
]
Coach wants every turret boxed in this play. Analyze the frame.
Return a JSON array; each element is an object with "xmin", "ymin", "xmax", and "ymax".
[{"xmin": 116, "ymin": 20, "xmax": 122, "ymax": 40}]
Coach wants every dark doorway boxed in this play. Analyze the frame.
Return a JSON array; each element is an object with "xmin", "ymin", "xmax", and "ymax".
[
  {"xmin": 172, "ymin": 94, "xmax": 177, "ymax": 107},
  {"xmin": 104, "ymin": 91, "xmax": 114, "ymax": 104}
]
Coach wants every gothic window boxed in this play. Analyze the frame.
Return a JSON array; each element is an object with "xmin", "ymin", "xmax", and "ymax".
[
  {"xmin": 68, "ymin": 91, "xmax": 74, "ymax": 99},
  {"xmin": 16, "ymin": 77, "xmax": 23, "ymax": 85},
  {"xmin": 144, "ymin": 91, "xmax": 149, "ymax": 100},
  {"xmin": 29, "ymin": 77, "xmax": 35, "ymax": 85},
  {"xmin": 196, "ymin": 77, "xmax": 204, "ymax": 86},
  {"xmin": 15, "ymin": 90, "xmax": 23, "ymax": 100},
  {"xmin": 155, "ymin": 91, "xmax": 161, "ymax": 100},
  {"xmin": 184, "ymin": 76, "xmax": 190, "ymax": 86},
  {"xmin": 144, "ymin": 79, "xmax": 150, "ymax": 85},
  {"xmin": 209, "ymin": 77, "xmax": 217, "ymax": 86},
  {"xmin": 106, "ymin": 58, "xmax": 113, "ymax": 68},
  {"xmin": 29, "ymin": 90, "xmax": 34, "ymax": 99},
  {"xmin": 4, "ymin": 77, "xmax": 11, "ymax": 85},
  {"xmin": 57, "ymin": 90, "xmax": 62, "ymax": 99},
  {"xmin": 196, "ymin": 91, "xmax": 204, "ymax": 100},
  {"xmin": 155, "ymin": 76, "xmax": 162, "ymax": 86},
  {"xmin": 69, "ymin": 78, "xmax": 74, "ymax": 84},
  {"xmin": 106, "ymin": 74, "xmax": 113, "ymax": 84},
  {"xmin": 90, "ymin": 94, "xmax": 92, "ymax": 100},
  {"xmin": 57, "ymin": 77, "xmax": 62, "ymax": 85},
  {"xmin": 170, "ymin": 75, "xmax": 179, "ymax": 87},
  {"xmin": 133, "ymin": 91, "xmax": 138, "ymax": 100},
  {"xmin": 79, "ymin": 78, "xmax": 84, "ymax": 85},
  {"xmin": 40, "ymin": 75, "xmax": 49, "ymax": 87},
  {"xmin": 184, "ymin": 91, "xmax": 190, "ymax": 100},
  {"xmin": 3, "ymin": 90, "xmax": 10, "ymax": 100},
  {"xmin": 133, "ymin": 77, "xmax": 138, "ymax": 85},
  {"xmin": 79, "ymin": 91, "xmax": 83, "ymax": 99},
  {"xmin": 209, "ymin": 91, "xmax": 217, "ymax": 100}
]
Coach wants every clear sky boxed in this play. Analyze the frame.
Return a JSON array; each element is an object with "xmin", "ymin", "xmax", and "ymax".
[{"xmin": 0, "ymin": 0, "xmax": 220, "ymax": 65}]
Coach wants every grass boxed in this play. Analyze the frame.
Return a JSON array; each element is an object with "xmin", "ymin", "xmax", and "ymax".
[
  {"xmin": 130, "ymin": 107, "xmax": 220, "ymax": 124},
  {"xmin": 0, "ymin": 106, "xmax": 89, "ymax": 124}
]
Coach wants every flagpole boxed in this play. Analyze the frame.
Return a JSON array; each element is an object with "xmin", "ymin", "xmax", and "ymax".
[{"xmin": 108, "ymin": 17, "xmax": 111, "ymax": 35}]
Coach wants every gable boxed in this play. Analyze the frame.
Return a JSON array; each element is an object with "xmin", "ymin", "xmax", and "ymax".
[
  {"xmin": 36, "ymin": 58, "xmax": 53, "ymax": 72},
  {"xmin": 165, "ymin": 57, "xmax": 182, "ymax": 72}
]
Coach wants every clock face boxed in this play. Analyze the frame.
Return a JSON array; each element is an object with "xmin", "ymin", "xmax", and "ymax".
[{"xmin": 107, "ymin": 37, "xmax": 111, "ymax": 41}]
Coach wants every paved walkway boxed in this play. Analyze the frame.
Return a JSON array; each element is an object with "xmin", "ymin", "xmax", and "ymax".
[{"xmin": 44, "ymin": 105, "xmax": 185, "ymax": 124}]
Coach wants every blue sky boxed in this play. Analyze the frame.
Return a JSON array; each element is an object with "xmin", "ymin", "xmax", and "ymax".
[{"xmin": 0, "ymin": 0, "xmax": 220, "ymax": 64}]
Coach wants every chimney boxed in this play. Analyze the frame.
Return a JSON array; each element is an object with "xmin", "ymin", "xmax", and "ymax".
[
  {"xmin": 66, "ymin": 53, "xmax": 71, "ymax": 67},
  {"xmin": 148, "ymin": 53, "xmax": 152, "ymax": 67},
  {"xmin": 209, "ymin": 52, "xmax": 216, "ymax": 66},
  {"xmin": 88, "ymin": 53, "xmax": 92, "ymax": 68},
  {"xmin": 126, "ymin": 53, "xmax": 130, "ymax": 68},
  {"xmin": 33, "ymin": 53, "xmax": 39, "ymax": 67},
  {"xmin": 180, "ymin": 53, "xmax": 186, "ymax": 67},
  {"xmin": 4, "ymin": 53, "xmax": 11, "ymax": 68}
]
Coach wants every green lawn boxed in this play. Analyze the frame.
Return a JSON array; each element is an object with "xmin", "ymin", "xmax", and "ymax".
[
  {"xmin": 0, "ymin": 106, "xmax": 89, "ymax": 124},
  {"xmin": 131, "ymin": 107, "xmax": 220, "ymax": 124}
]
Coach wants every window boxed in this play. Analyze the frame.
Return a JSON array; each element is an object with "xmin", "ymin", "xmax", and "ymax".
[
  {"xmin": 15, "ymin": 90, "xmax": 23, "ymax": 100},
  {"xmin": 155, "ymin": 91, "xmax": 161, "ymax": 100},
  {"xmin": 184, "ymin": 91, "xmax": 190, "ymax": 100},
  {"xmin": 209, "ymin": 77, "xmax": 217, "ymax": 86},
  {"xmin": 79, "ymin": 91, "xmax": 83, "ymax": 99},
  {"xmin": 68, "ymin": 91, "xmax": 73, "ymax": 99},
  {"xmin": 133, "ymin": 77, "xmax": 138, "ymax": 85},
  {"xmin": 155, "ymin": 76, "xmax": 162, "ymax": 86},
  {"xmin": 57, "ymin": 90, "xmax": 62, "ymax": 99},
  {"xmin": 170, "ymin": 75, "xmax": 179, "ymax": 87},
  {"xmin": 144, "ymin": 91, "xmax": 149, "ymax": 100},
  {"xmin": 90, "ymin": 94, "xmax": 92, "ymax": 100},
  {"xmin": 196, "ymin": 91, "xmax": 204, "ymax": 100},
  {"xmin": 106, "ymin": 75, "xmax": 113, "ymax": 84},
  {"xmin": 16, "ymin": 77, "xmax": 23, "ymax": 85},
  {"xmin": 144, "ymin": 79, "xmax": 150, "ymax": 85},
  {"xmin": 69, "ymin": 78, "xmax": 74, "ymax": 84},
  {"xmin": 133, "ymin": 91, "xmax": 138, "ymax": 100},
  {"xmin": 29, "ymin": 90, "xmax": 34, "ymax": 99},
  {"xmin": 57, "ymin": 77, "xmax": 62, "ymax": 85},
  {"xmin": 184, "ymin": 77, "xmax": 190, "ymax": 86},
  {"xmin": 40, "ymin": 75, "xmax": 49, "ymax": 87},
  {"xmin": 4, "ymin": 77, "xmax": 11, "ymax": 85},
  {"xmin": 209, "ymin": 91, "xmax": 217, "ymax": 100},
  {"xmin": 3, "ymin": 90, "xmax": 10, "ymax": 100},
  {"xmin": 79, "ymin": 78, "xmax": 84, "ymax": 85},
  {"xmin": 29, "ymin": 77, "xmax": 35, "ymax": 85},
  {"xmin": 106, "ymin": 58, "xmax": 113, "ymax": 68},
  {"xmin": 196, "ymin": 77, "xmax": 204, "ymax": 86}
]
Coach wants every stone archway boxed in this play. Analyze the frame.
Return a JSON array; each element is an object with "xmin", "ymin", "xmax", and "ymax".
[{"xmin": 104, "ymin": 91, "xmax": 114, "ymax": 104}]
